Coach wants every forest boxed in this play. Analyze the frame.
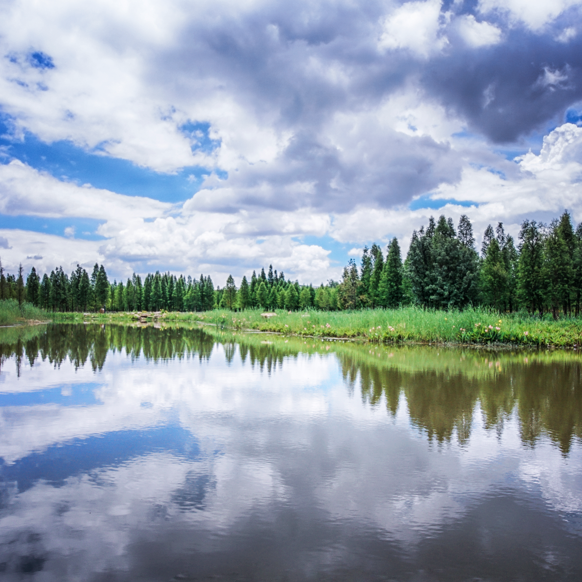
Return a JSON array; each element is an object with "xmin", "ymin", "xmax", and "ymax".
[{"xmin": 3, "ymin": 211, "xmax": 582, "ymax": 318}]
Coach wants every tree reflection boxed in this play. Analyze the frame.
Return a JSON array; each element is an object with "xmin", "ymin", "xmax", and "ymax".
[{"xmin": 1, "ymin": 324, "xmax": 581, "ymax": 454}]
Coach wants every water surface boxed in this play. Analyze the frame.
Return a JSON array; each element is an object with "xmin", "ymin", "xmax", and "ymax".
[{"xmin": 1, "ymin": 324, "xmax": 581, "ymax": 581}]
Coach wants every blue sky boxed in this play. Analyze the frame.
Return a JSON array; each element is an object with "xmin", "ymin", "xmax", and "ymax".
[{"xmin": 1, "ymin": 0, "xmax": 582, "ymax": 285}]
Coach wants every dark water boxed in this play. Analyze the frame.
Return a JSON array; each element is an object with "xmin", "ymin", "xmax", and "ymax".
[{"xmin": 1, "ymin": 324, "xmax": 581, "ymax": 581}]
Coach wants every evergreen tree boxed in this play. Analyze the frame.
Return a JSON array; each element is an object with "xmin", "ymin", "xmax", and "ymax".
[
  {"xmin": 267, "ymin": 265, "xmax": 274, "ymax": 287},
  {"xmin": 40, "ymin": 274, "xmax": 51, "ymax": 308},
  {"xmin": 315, "ymin": 285, "xmax": 329, "ymax": 310},
  {"xmin": 360, "ymin": 246, "xmax": 373, "ymax": 306},
  {"xmin": 267, "ymin": 286, "xmax": 278, "ymax": 310},
  {"xmin": 284, "ymin": 284, "xmax": 299, "ymax": 310},
  {"xmin": 405, "ymin": 225, "xmax": 433, "ymax": 307},
  {"xmin": 204, "ymin": 277, "xmax": 215, "ymax": 310},
  {"xmin": 481, "ymin": 224, "xmax": 495, "ymax": 258},
  {"xmin": 142, "ymin": 274, "xmax": 153, "ymax": 311},
  {"xmin": 517, "ymin": 220, "xmax": 545, "ymax": 315},
  {"xmin": 16, "ymin": 264, "xmax": 25, "ymax": 306},
  {"xmin": 379, "ymin": 238, "xmax": 404, "ymax": 308},
  {"xmin": 95, "ymin": 265, "xmax": 109, "ymax": 309},
  {"xmin": 257, "ymin": 281, "xmax": 268, "ymax": 308},
  {"xmin": 238, "ymin": 276, "xmax": 251, "ymax": 309},
  {"xmin": 26, "ymin": 267, "xmax": 40, "ymax": 307},
  {"xmin": 480, "ymin": 238, "xmax": 507, "ymax": 310},
  {"xmin": 151, "ymin": 273, "xmax": 163, "ymax": 310},
  {"xmin": 78, "ymin": 266, "xmax": 91, "ymax": 311},
  {"xmin": 456, "ymin": 215, "xmax": 480, "ymax": 307},
  {"xmin": 574, "ymin": 224, "xmax": 582, "ymax": 315},
  {"xmin": 224, "ymin": 275, "xmax": 237, "ymax": 310},
  {"xmin": 338, "ymin": 259, "xmax": 361, "ymax": 310},
  {"xmin": 299, "ymin": 287, "xmax": 312, "ymax": 310},
  {"xmin": 543, "ymin": 219, "xmax": 572, "ymax": 318},
  {"xmin": 369, "ymin": 244, "xmax": 384, "ymax": 307},
  {"xmin": 174, "ymin": 276, "xmax": 185, "ymax": 312},
  {"xmin": 250, "ymin": 271, "xmax": 258, "ymax": 307},
  {"xmin": 0, "ymin": 259, "xmax": 7, "ymax": 300}
]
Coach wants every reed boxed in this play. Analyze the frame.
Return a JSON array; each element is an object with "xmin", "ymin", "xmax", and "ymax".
[
  {"xmin": 0, "ymin": 299, "xmax": 50, "ymax": 326},
  {"xmin": 52, "ymin": 306, "xmax": 582, "ymax": 347}
]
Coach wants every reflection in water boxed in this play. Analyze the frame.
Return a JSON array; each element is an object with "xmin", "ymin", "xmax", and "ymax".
[{"xmin": 0, "ymin": 323, "xmax": 581, "ymax": 581}]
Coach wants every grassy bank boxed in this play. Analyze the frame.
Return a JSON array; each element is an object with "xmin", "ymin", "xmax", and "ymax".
[
  {"xmin": 0, "ymin": 299, "xmax": 50, "ymax": 326},
  {"xmin": 52, "ymin": 306, "xmax": 582, "ymax": 347}
]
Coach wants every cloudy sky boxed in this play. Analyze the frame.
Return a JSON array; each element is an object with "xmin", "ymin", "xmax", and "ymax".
[{"xmin": 1, "ymin": 0, "xmax": 582, "ymax": 285}]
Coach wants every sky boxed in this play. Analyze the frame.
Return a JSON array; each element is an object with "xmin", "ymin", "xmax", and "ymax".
[{"xmin": 0, "ymin": 0, "xmax": 582, "ymax": 286}]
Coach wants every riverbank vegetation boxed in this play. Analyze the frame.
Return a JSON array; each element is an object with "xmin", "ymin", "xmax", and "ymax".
[
  {"xmin": 0, "ymin": 299, "xmax": 49, "ymax": 326},
  {"xmin": 53, "ymin": 306, "xmax": 582, "ymax": 347},
  {"xmin": 4, "ymin": 211, "xmax": 582, "ymax": 346}
]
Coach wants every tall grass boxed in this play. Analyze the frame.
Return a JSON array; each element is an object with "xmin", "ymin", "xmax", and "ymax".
[
  {"xmin": 182, "ymin": 306, "xmax": 582, "ymax": 347},
  {"xmin": 53, "ymin": 306, "xmax": 582, "ymax": 347},
  {"xmin": 0, "ymin": 299, "xmax": 49, "ymax": 326}
]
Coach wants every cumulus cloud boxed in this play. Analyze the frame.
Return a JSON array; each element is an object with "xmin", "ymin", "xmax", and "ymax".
[
  {"xmin": 1, "ymin": 0, "xmax": 582, "ymax": 281},
  {"xmin": 0, "ymin": 160, "xmax": 173, "ymax": 220},
  {"xmin": 379, "ymin": 0, "xmax": 447, "ymax": 58}
]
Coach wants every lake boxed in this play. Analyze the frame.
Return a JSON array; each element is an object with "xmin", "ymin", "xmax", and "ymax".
[{"xmin": 1, "ymin": 323, "xmax": 581, "ymax": 581}]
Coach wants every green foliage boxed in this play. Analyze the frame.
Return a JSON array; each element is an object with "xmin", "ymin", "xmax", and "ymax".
[{"xmin": 0, "ymin": 299, "xmax": 48, "ymax": 325}]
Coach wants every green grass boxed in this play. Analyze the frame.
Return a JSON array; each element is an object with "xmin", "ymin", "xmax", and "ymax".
[
  {"xmin": 0, "ymin": 299, "xmax": 50, "ymax": 326},
  {"xmin": 52, "ymin": 306, "xmax": 582, "ymax": 347}
]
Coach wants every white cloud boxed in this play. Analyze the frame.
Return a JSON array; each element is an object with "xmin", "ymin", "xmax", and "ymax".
[
  {"xmin": 455, "ymin": 15, "xmax": 502, "ymax": 47},
  {"xmin": 0, "ymin": 160, "xmax": 172, "ymax": 221},
  {"xmin": 478, "ymin": 0, "xmax": 582, "ymax": 31},
  {"xmin": 379, "ymin": 0, "xmax": 447, "ymax": 58}
]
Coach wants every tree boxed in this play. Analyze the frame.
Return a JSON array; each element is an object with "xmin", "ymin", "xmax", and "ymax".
[
  {"xmin": 360, "ymin": 246, "xmax": 373, "ymax": 306},
  {"xmin": 224, "ymin": 275, "xmax": 237, "ymax": 310},
  {"xmin": 338, "ymin": 259, "xmax": 361, "ymax": 310},
  {"xmin": 480, "ymin": 238, "xmax": 507, "ymax": 310},
  {"xmin": 26, "ymin": 267, "xmax": 40, "ymax": 307},
  {"xmin": 379, "ymin": 238, "xmax": 404, "ymax": 308},
  {"xmin": 95, "ymin": 265, "xmax": 109, "ymax": 310},
  {"xmin": 16, "ymin": 264, "xmax": 25, "ymax": 306},
  {"xmin": 299, "ymin": 287, "xmax": 312, "ymax": 310},
  {"xmin": 238, "ymin": 276, "xmax": 251, "ymax": 309},
  {"xmin": 517, "ymin": 220, "xmax": 544, "ymax": 315},
  {"xmin": 0, "ymin": 258, "xmax": 7, "ymax": 300},
  {"xmin": 284, "ymin": 284, "xmax": 299, "ymax": 310},
  {"xmin": 543, "ymin": 219, "xmax": 572, "ymax": 318},
  {"xmin": 369, "ymin": 244, "xmax": 384, "ymax": 307},
  {"xmin": 78, "ymin": 267, "xmax": 91, "ymax": 311},
  {"xmin": 257, "ymin": 281, "xmax": 269, "ymax": 308}
]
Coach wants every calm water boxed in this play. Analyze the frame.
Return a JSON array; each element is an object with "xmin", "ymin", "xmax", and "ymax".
[{"xmin": 1, "ymin": 324, "xmax": 581, "ymax": 581}]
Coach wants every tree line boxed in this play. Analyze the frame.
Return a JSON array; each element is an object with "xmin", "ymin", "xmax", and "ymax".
[{"xmin": 5, "ymin": 211, "xmax": 582, "ymax": 317}]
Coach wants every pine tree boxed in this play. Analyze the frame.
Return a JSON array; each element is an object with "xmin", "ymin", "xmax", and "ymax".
[
  {"xmin": 0, "ymin": 258, "xmax": 7, "ymax": 300},
  {"xmin": 299, "ymin": 287, "xmax": 312, "ymax": 310},
  {"xmin": 40, "ymin": 274, "xmax": 51, "ymax": 308},
  {"xmin": 26, "ymin": 267, "xmax": 40, "ymax": 307},
  {"xmin": 284, "ymin": 284, "xmax": 299, "ymax": 311},
  {"xmin": 480, "ymin": 238, "xmax": 507, "ymax": 310},
  {"xmin": 78, "ymin": 267, "xmax": 91, "ymax": 311},
  {"xmin": 224, "ymin": 275, "xmax": 237, "ymax": 310},
  {"xmin": 379, "ymin": 238, "xmax": 404, "ymax": 308},
  {"xmin": 204, "ymin": 277, "xmax": 215, "ymax": 310},
  {"xmin": 517, "ymin": 220, "xmax": 545, "ymax": 315},
  {"xmin": 95, "ymin": 265, "xmax": 109, "ymax": 310},
  {"xmin": 238, "ymin": 276, "xmax": 251, "ymax": 309},
  {"xmin": 16, "ymin": 264, "xmax": 25, "ymax": 306},
  {"xmin": 481, "ymin": 224, "xmax": 495, "ymax": 258},
  {"xmin": 360, "ymin": 246, "xmax": 373, "ymax": 306},
  {"xmin": 257, "ymin": 281, "xmax": 268, "ymax": 309},
  {"xmin": 543, "ymin": 219, "xmax": 572, "ymax": 318},
  {"xmin": 369, "ymin": 244, "xmax": 384, "ymax": 307},
  {"xmin": 174, "ymin": 276, "xmax": 185, "ymax": 312},
  {"xmin": 267, "ymin": 265, "xmax": 274, "ymax": 287},
  {"xmin": 338, "ymin": 259, "xmax": 361, "ymax": 310},
  {"xmin": 151, "ymin": 273, "xmax": 162, "ymax": 310}
]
